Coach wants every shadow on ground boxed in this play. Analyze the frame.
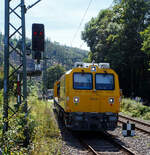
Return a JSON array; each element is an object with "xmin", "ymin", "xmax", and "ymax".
[{"xmin": 52, "ymin": 108, "xmax": 128, "ymax": 154}]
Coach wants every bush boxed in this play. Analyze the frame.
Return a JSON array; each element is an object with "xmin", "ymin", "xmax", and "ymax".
[
  {"xmin": 143, "ymin": 112, "xmax": 150, "ymax": 120},
  {"xmin": 0, "ymin": 68, "xmax": 3, "ymax": 90},
  {"xmin": 0, "ymin": 89, "xmax": 3, "ymax": 104},
  {"xmin": 1, "ymin": 104, "xmax": 30, "ymax": 154},
  {"xmin": 0, "ymin": 79, "xmax": 61, "ymax": 154},
  {"xmin": 121, "ymin": 98, "xmax": 150, "ymax": 120}
]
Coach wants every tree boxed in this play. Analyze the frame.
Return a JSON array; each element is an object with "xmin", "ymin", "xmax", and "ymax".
[
  {"xmin": 45, "ymin": 39, "xmax": 88, "ymax": 70},
  {"xmin": 46, "ymin": 65, "xmax": 65, "ymax": 89},
  {"xmin": 82, "ymin": 0, "xmax": 150, "ymax": 98},
  {"xmin": 0, "ymin": 67, "xmax": 3, "ymax": 90},
  {"xmin": 141, "ymin": 25, "xmax": 150, "ymax": 55},
  {"xmin": 113, "ymin": 0, "xmax": 150, "ymax": 96}
]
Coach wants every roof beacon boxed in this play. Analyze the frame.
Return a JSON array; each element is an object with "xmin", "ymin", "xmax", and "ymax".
[
  {"xmin": 99, "ymin": 63, "xmax": 110, "ymax": 69},
  {"xmin": 74, "ymin": 62, "xmax": 110, "ymax": 69},
  {"xmin": 74, "ymin": 62, "xmax": 98, "ymax": 68}
]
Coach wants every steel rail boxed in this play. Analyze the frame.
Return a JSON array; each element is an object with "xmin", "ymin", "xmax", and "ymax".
[
  {"xmin": 118, "ymin": 115, "xmax": 150, "ymax": 134},
  {"xmin": 78, "ymin": 138, "xmax": 99, "ymax": 155},
  {"xmin": 76, "ymin": 132, "xmax": 135, "ymax": 155},
  {"xmin": 118, "ymin": 120, "xmax": 150, "ymax": 135},
  {"xmin": 119, "ymin": 114, "xmax": 150, "ymax": 127},
  {"xmin": 102, "ymin": 132, "xmax": 136, "ymax": 155}
]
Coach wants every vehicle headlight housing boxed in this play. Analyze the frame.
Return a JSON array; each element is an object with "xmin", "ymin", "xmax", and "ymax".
[
  {"xmin": 91, "ymin": 66, "xmax": 96, "ymax": 72},
  {"xmin": 109, "ymin": 98, "xmax": 114, "ymax": 104},
  {"xmin": 73, "ymin": 97, "xmax": 79, "ymax": 103}
]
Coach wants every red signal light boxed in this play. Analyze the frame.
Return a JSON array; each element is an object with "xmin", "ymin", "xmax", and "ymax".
[
  {"xmin": 34, "ymin": 31, "xmax": 37, "ymax": 35},
  {"xmin": 39, "ymin": 32, "xmax": 43, "ymax": 36}
]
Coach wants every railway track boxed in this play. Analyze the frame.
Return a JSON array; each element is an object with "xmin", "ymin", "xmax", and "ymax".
[
  {"xmin": 118, "ymin": 114, "xmax": 150, "ymax": 134},
  {"xmin": 54, "ymin": 109, "xmax": 150, "ymax": 154},
  {"xmin": 75, "ymin": 131, "xmax": 135, "ymax": 155}
]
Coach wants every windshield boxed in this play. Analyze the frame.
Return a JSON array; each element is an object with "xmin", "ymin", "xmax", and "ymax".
[
  {"xmin": 95, "ymin": 74, "xmax": 114, "ymax": 90},
  {"xmin": 73, "ymin": 73, "xmax": 93, "ymax": 90}
]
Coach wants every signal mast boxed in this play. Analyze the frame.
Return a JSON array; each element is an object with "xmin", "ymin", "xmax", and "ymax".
[{"xmin": 3, "ymin": 0, "xmax": 42, "ymax": 146}]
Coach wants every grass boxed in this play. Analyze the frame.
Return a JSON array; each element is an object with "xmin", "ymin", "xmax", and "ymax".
[
  {"xmin": 28, "ymin": 97, "xmax": 62, "ymax": 155},
  {"xmin": 0, "ymin": 89, "xmax": 29, "ymax": 154},
  {"xmin": 0, "ymin": 90, "xmax": 62, "ymax": 154},
  {"xmin": 121, "ymin": 98, "xmax": 150, "ymax": 120},
  {"xmin": 0, "ymin": 72, "xmax": 62, "ymax": 154}
]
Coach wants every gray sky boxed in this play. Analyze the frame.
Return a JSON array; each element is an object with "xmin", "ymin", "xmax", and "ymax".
[{"xmin": 0, "ymin": 0, "xmax": 113, "ymax": 50}]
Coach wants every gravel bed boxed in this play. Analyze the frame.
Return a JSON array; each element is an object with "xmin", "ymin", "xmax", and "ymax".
[
  {"xmin": 119, "ymin": 117, "xmax": 150, "ymax": 134},
  {"xmin": 60, "ymin": 127, "xmax": 88, "ymax": 155},
  {"xmin": 59, "ymin": 122, "xmax": 150, "ymax": 155},
  {"xmin": 83, "ymin": 134, "xmax": 125, "ymax": 155},
  {"xmin": 52, "ymin": 109, "xmax": 88, "ymax": 155},
  {"xmin": 108, "ymin": 126, "xmax": 150, "ymax": 155},
  {"xmin": 53, "ymin": 109, "xmax": 150, "ymax": 155}
]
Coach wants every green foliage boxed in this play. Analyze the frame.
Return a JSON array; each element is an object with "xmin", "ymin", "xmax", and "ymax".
[
  {"xmin": 29, "ymin": 99, "xmax": 61, "ymax": 154},
  {"xmin": 0, "ymin": 32, "xmax": 88, "ymax": 74},
  {"xmin": 83, "ymin": 51, "xmax": 93, "ymax": 63},
  {"xmin": 141, "ymin": 25, "xmax": 150, "ymax": 55},
  {"xmin": 0, "ymin": 67, "xmax": 3, "ymax": 90},
  {"xmin": 0, "ymin": 80, "xmax": 39, "ymax": 154},
  {"xmin": 47, "ymin": 64, "xmax": 65, "ymax": 89},
  {"xmin": 1, "ymin": 104, "xmax": 30, "ymax": 154},
  {"xmin": 27, "ymin": 79, "xmax": 40, "ymax": 97},
  {"xmin": 45, "ymin": 39, "xmax": 88, "ymax": 70},
  {"xmin": 0, "ymin": 79, "xmax": 61, "ymax": 154},
  {"xmin": 121, "ymin": 98, "xmax": 150, "ymax": 120},
  {"xmin": 0, "ymin": 89, "xmax": 3, "ymax": 105},
  {"xmin": 143, "ymin": 112, "xmax": 150, "ymax": 120},
  {"xmin": 0, "ymin": 90, "xmax": 3, "ymax": 142},
  {"xmin": 82, "ymin": 0, "xmax": 150, "ymax": 99},
  {"xmin": 0, "ymin": 18, "xmax": 87, "ymax": 155}
]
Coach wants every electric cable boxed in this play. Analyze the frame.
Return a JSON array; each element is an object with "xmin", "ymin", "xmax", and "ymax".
[{"xmin": 71, "ymin": 0, "xmax": 93, "ymax": 47}]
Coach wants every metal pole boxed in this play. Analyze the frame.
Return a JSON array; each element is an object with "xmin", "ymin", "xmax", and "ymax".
[
  {"xmin": 45, "ymin": 57, "xmax": 47, "ymax": 94},
  {"xmin": 26, "ymin": 0, "xmax": 42, "ymax": 10},
  {"xmin": 21, "ymin": 0, "xmax": 27, "ymax": 112},
  {"xmin": 43, "ymin": 51, "xmax": 46, "ymax": 99},
  {"xmin": 21, "ymin": 0, "xmax": 28, "ymax": 146},
  {"xmin": 42, "ymin": 42, "xmax": 48, "ymax": 100},
  {"xmin": 3, "ymin": 0, "xmax": 9, "ymax": 133}
]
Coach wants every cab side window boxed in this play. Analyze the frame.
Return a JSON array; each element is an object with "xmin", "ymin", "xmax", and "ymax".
[{"xmin": 57, "ymin": 83, "xmax": 60, "ymax": 97}]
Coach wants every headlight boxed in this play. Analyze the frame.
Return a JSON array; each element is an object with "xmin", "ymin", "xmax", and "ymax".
[
  {"xmin": 91, "ymin": 66, "xmax": 96, "ymax": 71},
  {"xmin": 109, "ymin": 98, "xmax": 114, "ymax": 104},
  {"xmin": 73, "ymin": 97, "xmax": 79, "ymax": 103}
]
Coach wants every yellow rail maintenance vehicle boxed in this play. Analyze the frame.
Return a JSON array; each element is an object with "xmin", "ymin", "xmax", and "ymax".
[{"xmin": 54, "ymin": 62, "xmax": 121, "ymax": 131}]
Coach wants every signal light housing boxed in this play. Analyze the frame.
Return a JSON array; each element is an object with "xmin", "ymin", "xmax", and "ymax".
[{"xmin": 32, "ymin": 23, "xmax": 45, "ymax": 52}]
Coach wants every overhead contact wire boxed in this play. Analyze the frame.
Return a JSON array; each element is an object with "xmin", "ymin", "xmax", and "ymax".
[{"xmin": 71, "ymin": 0, "xmax": 93, "ymax": 47}]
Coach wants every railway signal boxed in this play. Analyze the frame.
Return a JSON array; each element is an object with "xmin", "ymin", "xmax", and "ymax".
[{"xmin": 32, "ymin": 23, "xmax": 45, "ymax": 60}]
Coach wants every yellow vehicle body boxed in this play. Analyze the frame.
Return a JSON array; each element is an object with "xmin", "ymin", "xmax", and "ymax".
[{"xmin": 54, "ymin": 63, "xmax": 121, "ymax": 131}]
